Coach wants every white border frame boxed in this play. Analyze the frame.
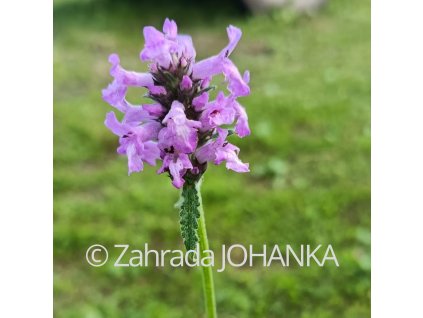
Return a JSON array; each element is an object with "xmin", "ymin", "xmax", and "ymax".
[
  {"xmin": 1, "ymin": 0, "xmax": 423, "ymax": 316},
  {"xmin": 0, "ymin": 0, "xmax": 53, "ymax": 316},
  {"xmin": 372, "ymin": 0, "xmax": 423, "ymax": 317}
]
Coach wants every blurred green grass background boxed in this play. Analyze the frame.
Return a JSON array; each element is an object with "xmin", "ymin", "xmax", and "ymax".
[{"xmin": 54, "ymin": 0, "xmax": 370, "ymax": 317}]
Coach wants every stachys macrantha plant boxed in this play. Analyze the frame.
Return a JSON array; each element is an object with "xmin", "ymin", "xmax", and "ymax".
[{"xmin": 102, "ymin": 18, "xmax": 251, "ymax": 318}]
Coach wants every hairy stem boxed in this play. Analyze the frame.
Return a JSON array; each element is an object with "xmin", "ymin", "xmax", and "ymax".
[{"xmin": 196, "ymin": 180, "xmax": 217, "ymax": 318}]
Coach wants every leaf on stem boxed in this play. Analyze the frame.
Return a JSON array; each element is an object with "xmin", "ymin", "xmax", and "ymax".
[{"xmin": 177, "ymin": 181, "xmax": 200, "ymax": 251}]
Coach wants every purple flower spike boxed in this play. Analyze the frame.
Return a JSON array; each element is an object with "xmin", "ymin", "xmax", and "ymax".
[{"xmin": 102, "ymin": 19, "xmax": 251, "ymax": 188}]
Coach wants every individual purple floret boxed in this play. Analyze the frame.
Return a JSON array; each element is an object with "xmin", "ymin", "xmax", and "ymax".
[{"xmin": 102, "ymin": 18, "xmax": 251, "ymax": 188}]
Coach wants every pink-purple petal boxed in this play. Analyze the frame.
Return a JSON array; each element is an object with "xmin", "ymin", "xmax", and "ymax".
[
  {"xmin": 233, "ymin": 101, "xmax": 251, "ymax": 137},
  {"xmin": 215, "ymin": 144, "xmax": 249, "ymax": 173},
  {"xmin": 159, "ymin": 101, "xmax": 201, "ymax": 153},
  {"xmin": 105, "ymin": 112, "xmax": 128, "ymax": 136},
  {"xmin": 180, "ymin": 75, "xmax": 193, "ymax": 90},
  {"xmin": 163, "ymin": 18, "xmax": 177, "ymax": 39},
  {"xmin": 109, "ymin": 54, "xmax": 154, "ymax": 87},
  {"xmin": 220, "ymin": 25, "xmax": 242, "ymax": 57},
  {"xmin": 222, "ymin": 59, "xmax": 250, "ymax": 96},
  {"xmin": 192, "ymin": 92, "xmax": 209, "ymax": 111},
  {"xmin": 102, "ymin": 80, "xmax": 130, "ymax": 113},
  {"xmin": 126, "ymin": 143, "xmax": 144, "ymax": 174}
]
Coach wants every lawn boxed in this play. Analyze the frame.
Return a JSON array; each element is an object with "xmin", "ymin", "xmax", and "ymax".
[{"xmin": 54, "ymin": 0, "xmax": 370, "ymax": 317}]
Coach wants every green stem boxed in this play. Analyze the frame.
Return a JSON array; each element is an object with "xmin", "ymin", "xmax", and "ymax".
[{"xmin": 196, "ymin": 180, "xmax": 217, "ymax": 318}]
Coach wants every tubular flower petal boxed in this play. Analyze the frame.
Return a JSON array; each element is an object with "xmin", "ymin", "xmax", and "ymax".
[
  {"xmin": 159, "ymin": 101, "xmax": 201, "ymax": 153},
  {"xmin": 109, "ymin": 54, "xmax": 154, "ymax": 87},
  {"xmin": 192, "ymin": 25, "xmax": 249, "ymax": 97},
  {"xmin": 104, "ymin": 112, "xmax": 161, "ymax": 174},
  {"xmin": 158, "ymin": 153, "xmax": 193, "ymax": 188},
  {"xmin": 196, "ymin": 128, "xmax": 249, "ymax": 173}
]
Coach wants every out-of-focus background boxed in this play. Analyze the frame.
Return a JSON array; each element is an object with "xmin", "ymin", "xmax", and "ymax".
[{"xmin": 54, "ymin": 0, "xmax": 370, "ymax": 317}]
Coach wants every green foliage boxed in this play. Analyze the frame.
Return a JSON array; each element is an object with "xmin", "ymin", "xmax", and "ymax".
[
  {"xmin": 178, "ymin": 181, "xmax": 200, "ymax": 251},
  {"xmin": 54, "ymin": 0, "xmax": 370, "ymax": 317}
]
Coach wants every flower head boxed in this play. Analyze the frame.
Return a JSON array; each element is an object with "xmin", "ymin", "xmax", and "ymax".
[{"xmin": 102, "ymin": 19, "xmax": 250, "ymax": 188}]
